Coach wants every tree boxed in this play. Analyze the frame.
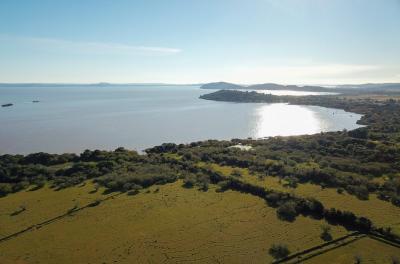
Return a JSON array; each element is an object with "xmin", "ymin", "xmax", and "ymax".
[
  {"xmin": 269, "ymin": 243, "xmax": 290, "ymax": 260},
  {"xmin": 230, "ymin": 169, "xmax": 242, "ymax": 177},
  {"xmin": 183, "ymin": 175, "xmax": 196, "ymax": 188},
  {"xmin": 0, "ymin": 183, "xmax": 13, "ymax": 196},
  {"xmin": 354, "ymin": 255, "xmax": 362, "ymax": 264},
  {"xmin": 277, "ymin": 201, "xmax": 298, "ymax": 221},
  {"xmin": 320, "ymin": 224, "xmax": 333, "ymax": 241},
  {"xmin": 348, "ymin": 127, "xmax": 368, "ymax": 139}
]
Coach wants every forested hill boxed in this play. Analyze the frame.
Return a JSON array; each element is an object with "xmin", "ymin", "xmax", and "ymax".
[
  {"xmin": 200, "ymin": 82, "xmax": 400, "ymax": 95},
  {"xmin": 199, "ymin": 89, "xmax": 392, "ymax": 112},
  {"xmin": 200, "ymin": 82, "xmax": 331, "ymax": 92},
  {"xmin": 199, "ymin": 90, "xmax": 286, "ymax": 103}
]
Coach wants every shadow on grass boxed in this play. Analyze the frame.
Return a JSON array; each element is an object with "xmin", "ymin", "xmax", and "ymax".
[{"xmin": 10, "ymin": 207, "xmax": 26, "ymax": 216}]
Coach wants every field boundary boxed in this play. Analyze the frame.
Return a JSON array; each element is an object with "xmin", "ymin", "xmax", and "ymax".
[
  {"xmin": 274, "ymin": 231, "xmax": 400, "ymax": 263},
  {"xmin": 368, "ymin": 232, "xmax": 400, "ymax": 249},
  {"xmin": 272, "ymin": 231, "xmax": 363, "ymax": 264}
]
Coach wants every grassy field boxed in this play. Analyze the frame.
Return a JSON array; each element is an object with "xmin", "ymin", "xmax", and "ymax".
[
  {"xmin": 199, "ymin": 162, "xmax": 400, "ymax": 235},
  {"xmin": 0, "ymin": 182, "xmax": 109, "ymax": 237},
  {"xmin": 304, "ymin": 237, "xmax": 400, "ymax": 264},
  {"xmin": 0, "ymin": 180, "xmax": 349, "ymax": 264},
  {"xmin": 0, "ymin": 162, "xmax": 399, "ymax": 263}
]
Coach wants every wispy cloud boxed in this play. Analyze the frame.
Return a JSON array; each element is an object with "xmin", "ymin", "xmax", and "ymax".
[{"xmin": 1, "ymin": 35, "xmax": 181, "ymax": 56}]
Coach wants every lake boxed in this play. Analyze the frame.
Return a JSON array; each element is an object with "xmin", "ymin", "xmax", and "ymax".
[{"xmin": 0, "ymin": 85, "xmax": 362, "ymax": 154}]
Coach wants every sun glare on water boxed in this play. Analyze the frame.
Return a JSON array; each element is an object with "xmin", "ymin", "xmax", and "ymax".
[{"xmin": 254, "ymin": 103, "xmax": 321, "ymax": 138}]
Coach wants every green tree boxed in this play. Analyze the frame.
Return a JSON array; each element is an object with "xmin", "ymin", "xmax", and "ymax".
[
  {"xmin": 320, "ymin": 224, "xmax": 333, "ymax": 241},
  {"xmin": 269, "ymin": 243, "xmax": 290, "ymax": 260}
]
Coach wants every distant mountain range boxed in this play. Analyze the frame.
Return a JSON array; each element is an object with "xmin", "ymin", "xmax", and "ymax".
[
  {"xmin": 0, "ymin": 82, "xmax": 201, "ymax": 87},
  {"xmin": 1, "ymin": 82, "xmax": 400, "ymax": 94},
  {"xmin": 200, "ymin": 82, "xmax": 400, "ymax": 94}
]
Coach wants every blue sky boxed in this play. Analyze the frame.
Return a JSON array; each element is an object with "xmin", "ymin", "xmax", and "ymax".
[{"xmin": 0, "ymin": 0, "xmax": 399, "ymax": 84}]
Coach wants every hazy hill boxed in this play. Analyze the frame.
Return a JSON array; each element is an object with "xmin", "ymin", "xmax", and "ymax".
[
  {"xmin": 200, "ymin": 82, "xmax": 245, "ymax": 90},
  {"xmin": 201, "ymin": 82, "xmax": 400, "ymax": 94}
]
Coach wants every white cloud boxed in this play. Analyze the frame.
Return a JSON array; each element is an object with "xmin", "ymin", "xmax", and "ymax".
[{"xmin": 1, "ymin": 35, "xmax": 181, "ymax": 56}]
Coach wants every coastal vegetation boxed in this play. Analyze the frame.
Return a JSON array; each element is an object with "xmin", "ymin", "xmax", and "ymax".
[
  {"xmin": 1, "ymin": 90, "xmax": 400, "ymax": 262},
  {"xmin": 200, "ymin": 81, "xmax": 400, "ymax": 95}
]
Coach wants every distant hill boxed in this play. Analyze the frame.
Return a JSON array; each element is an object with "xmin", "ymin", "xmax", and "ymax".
[
  {"xmin": 246, "ymin": 83, "xmax": 286, "ymax": 90},
  {"xmin": 201, "ymin": 82, "xmax": 332, "ymax": 92},
  {"xmin": 200, "ymin": 89, "xmax": 283, "ymax": 103},
  {"xmin": 0, "ymin": 83, "xmax": 200, "ymax": 87},
  {"xmin": 200, "ymin": 82, "xmax": 400, "ymax": 95},
  {"xmin": 200, "ymin": 82, "xmax": 245, "ymax": 90},
  {"xmin": 248, "ymin": 83, "xmax": 332, "ymax": 92}
]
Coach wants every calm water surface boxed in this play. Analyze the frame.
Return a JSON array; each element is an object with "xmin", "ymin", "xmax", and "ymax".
[{"xmin": 0, "ymin": 85, "xmax": 362, "ymax": 154}]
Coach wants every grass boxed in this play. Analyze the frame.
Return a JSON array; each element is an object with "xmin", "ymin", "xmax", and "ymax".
[
  {"xmin": 0, "ymin": 162, "xmax": 398, "ymax": 263},
  {"xmin": 0, "ymin": 181, "xmax": 348, "ymax": 264},
  {"xmin": 198, "ymin": 162, "xmax": 400, "ymax": 235},
  {"xmin": 0, "ymin": 181, "xmax": 108, "ymax": 237},
  {"xmin": 304, "ymin": 236, "xmax": 400, "ymax": 264}
]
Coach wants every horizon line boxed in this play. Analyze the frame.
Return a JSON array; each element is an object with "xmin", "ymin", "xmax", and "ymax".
[{"xmin": 0, "ymin": 81, "xmax": 400, "ymax": 87}]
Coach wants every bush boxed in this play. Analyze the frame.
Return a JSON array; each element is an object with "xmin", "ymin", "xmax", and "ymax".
[
  {"xmin": 216, "ymin": 180, "xmax": 230, "ymax": 192},
  {"xmin": 354, "ymin": 255, "xmax": 362, "ymax": 264},
  {"xmin": 268, "ymin": 243, "xmax": 290, "ymax": 260},
  {"xmin": 183, "ymin": 175, "xmax": 196, "ymax": 188},
  {"xmin": 282, "ymin": 176, "xmax": 299, "ymax": 188},
  {"xmin": 320, "ymin": 224, "xmax": 333, "ymax": 241},
  {"xmin": 230, "ymin": 169, "xmax": 242, "ymax": 177},
  {"xmin": 265, "ymin": 192, "xmax": 282, "ymax": 207},
  {"xmin": 347, "ymin": 185, "xmax": 369, "ymax": 200},
  {"xmin": 0, "ymin": 183, "xmax": 13, "ymax": 196},
  {"xmin": 127, "ymin": 184, "xmax": 143, "ymax": 195},
  {"xmin": 13, "ymin": 181, "xmax": 30, "ymax": 192},
  {"xmin": 88, "ymin": 199, "xmax": 102, "ymax": 207},
  {"xmin": 277, "ymin": 201, "xmax": 298, "ymax": 221}
]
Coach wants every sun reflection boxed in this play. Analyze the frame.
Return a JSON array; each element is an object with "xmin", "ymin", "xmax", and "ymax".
[{"xmin": 254, "ymin": 103, "xmax": 321, "ymax": 138}]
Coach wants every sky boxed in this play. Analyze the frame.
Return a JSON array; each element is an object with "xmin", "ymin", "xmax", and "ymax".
[{"xmin": 0, "ymin": 0, "xmax": 399, "ymax": 85}]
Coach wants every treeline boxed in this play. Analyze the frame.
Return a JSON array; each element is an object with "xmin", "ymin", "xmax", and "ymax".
[
  {"xmin": 159, "ymin": 158, "xmax": 394, "ymax": 238},
  {"xmin": 147, "ymin": 134, "xmax": 400, "ymax": 207},
  {"xmin": 200, "ymin": 89, "xmax": 285, "ymax": 103},
  {"xmin": 148, "ymin": 94, "xmax": 400, "ymax": 207},
  {"xmin": 0, "ymin": 148, "xmax": 181, "ymax": 196}
]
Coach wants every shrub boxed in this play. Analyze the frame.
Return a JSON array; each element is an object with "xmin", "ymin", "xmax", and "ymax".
[
  {"xmin": 183, "ymin": 175, "xmax": 196, "ymax": 188},
  {"xmin": 354, "ymin": 255, "xmax": 362, "ymax": 264},
  {"xmin": 277, "ymin": 201, "xmax": 298, "ymax": 221},
  {"xmin": 12, "ymin": 181, "xmax": 30, "ymax": 192},
  {"xmin": 282, "ymin": 176, "xmax": 299, "ymax": 188},
  {"xmin": 216, "ymin": 180, "xmax": 230, "ymax": 192},
  {"xmin": 320, "ymin": 224, "xmax": 333, "ymax": 241},
  {"xmin": 88, "ymin": 199, "xmax": 101, "ymax": 207},
  {"xmin": 127, "ymin": 184, "xmax": 143, "ymax": 195},
  {"xmin": 0, "ymin": 183, "xmax": 13, "ymax": 196},
  {"xmin": 265, "ymin": 192, "xmax": 282, "ymax": 207},
  {"xmin": 230, "ymin": 169, "xmax": 242, "ymax": 177},
  {"xmin": 268, "ymin": 243, "xmax": 290, "ymax": 260}
]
